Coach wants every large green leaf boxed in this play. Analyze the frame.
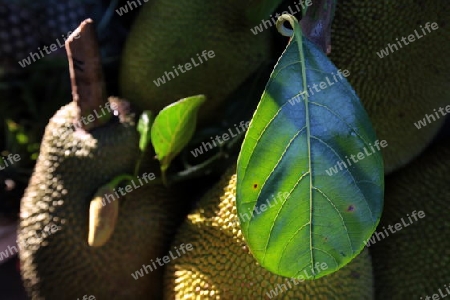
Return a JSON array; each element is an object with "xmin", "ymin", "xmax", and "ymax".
[{"xmin": 236, "ymin": 14, "xmax": 384, "ymax": 280}]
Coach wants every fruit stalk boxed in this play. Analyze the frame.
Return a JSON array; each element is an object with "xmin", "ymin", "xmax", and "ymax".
[{"xmin": 65, "ymin": 18, "xmax": 110, "ymax": 130}]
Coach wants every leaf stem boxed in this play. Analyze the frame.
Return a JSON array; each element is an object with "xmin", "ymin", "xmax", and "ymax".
[
  {"xmin": 133, "ymin": 152, "xmax": 144, "ymax": 177},
  {"xmin": 65, "ymin": 19, "xmax": 110, "ymax": 131}
]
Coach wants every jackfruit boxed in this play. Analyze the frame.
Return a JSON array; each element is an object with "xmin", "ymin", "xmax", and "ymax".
[
  {"xmin": 369, "ymin": 138, "xmax": 450, "ymax": 299},
  {"xmin": 119, "ymin": 0, "xmax": 273, "ymax": 124},
  {"xmin": 18, "ymin": 99, "xmax": 188, "ymax": 299},
  {"xmin": 329, "ymin": 0, "xmax": 450, "ymax": 173},
  {"xmin": 164, "ymin": 165, "xmax": 374, "ymax": 299}
]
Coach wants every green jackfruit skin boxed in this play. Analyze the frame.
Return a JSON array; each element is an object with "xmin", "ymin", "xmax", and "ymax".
[
  {"xmin": 329, "ymin": 0, "xmax": 450, "ymax": 173},
  {"xmin": 370, "ymin": 138, "xmax": 450, "ymax": 299},
  {"xmin": 119, "ymin": 0, "xmax": 272, "ymax": 124},
  {"xmin": 164, "ymin": 166, "xmax": 374, "ymax": 299},
  {"xmin": 19, "ymin": 101, "xmax": 184, "ymax": 299}
]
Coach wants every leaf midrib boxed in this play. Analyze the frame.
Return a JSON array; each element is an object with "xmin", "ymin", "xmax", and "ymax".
[{"xmin": 294, "ymin": 27, "xmax": 315, "ymax": 271}]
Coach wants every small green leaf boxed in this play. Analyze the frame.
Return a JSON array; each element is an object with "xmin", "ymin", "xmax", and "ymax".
[
  {"xmin": 151, "ymin": 95, "xmax": 205, "ymax": 179},
  {"xmin": 137, "ymin": 110, "xmax": 154, "ymax": 152},
  {"xmin": 236, "ymin": 14, "xmax": 384, "ymax": 280}
]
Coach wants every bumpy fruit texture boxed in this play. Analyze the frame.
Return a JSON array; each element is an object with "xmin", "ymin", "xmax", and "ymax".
[
  {"xmin": 119, "ymin": 0, "xmax": 272, "ymax": 124},
  {"xmin": 370, "ymin": 138, "xmax": 450, "ymax": 299},
  {"xmin": 164, "ymin": 166, "xmax": 374, "ymax": 299},
  {"xmin": 329, "ymin": 0, "xmax": 450, "ymax": 173},
  {"xmin": 19, "ymin": 101, "xmax": 185, "ymax": 299}
]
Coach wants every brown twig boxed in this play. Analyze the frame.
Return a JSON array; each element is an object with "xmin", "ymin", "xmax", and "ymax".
[{"xmin": 65, "ymin": 18, "xmax": 111, "ymax": 130}]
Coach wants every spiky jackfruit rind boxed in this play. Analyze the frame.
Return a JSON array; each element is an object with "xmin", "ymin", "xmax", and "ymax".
[
  {"xmin": 329, "ymin": 0, "xmax": 450, "ymax": 173},
  {"xmin": 18, "ymin": 100, "xmax": 185, "ymax": 299},
  {"xmin": 370, "ymin": 138, "xmax": 450, "ymax": 299},
  {"xmin": 164, "ymin": 165, "xmax": 374, "ymax": 299},
  {"xmin": 119, "ymin": 0, "xmax": 273, "ymax": 124}
]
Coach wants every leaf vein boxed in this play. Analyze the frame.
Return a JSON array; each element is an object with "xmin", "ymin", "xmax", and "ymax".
[
  {"xmin": 309, "ymin": 101, "xmax": 381, "ymax": 167},
  {"xmin": 313, "ymin": 186, "xmax": 354, "ymax": 253},
  {"xmin": 277, "ymin": 221, "xmax": 311, "ymax": 273},
  {"xmin": 310, "ymin": 136, "xmax": 375, "ymax": 223},
  {"xmin": 259, "ymin": 127, "xmax": 307, "ymax": 263}
]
